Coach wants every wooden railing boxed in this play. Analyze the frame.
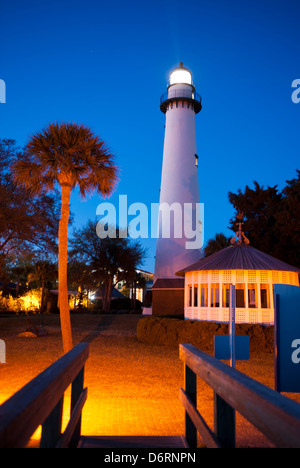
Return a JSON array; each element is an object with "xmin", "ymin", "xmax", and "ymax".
[
  {"xmin": 0, "ymin": 343, "xmax": 89, "ymax": 448},
  {"xmin": 179, "ymin": 343, "xmax": 300, "ymax": 448}
]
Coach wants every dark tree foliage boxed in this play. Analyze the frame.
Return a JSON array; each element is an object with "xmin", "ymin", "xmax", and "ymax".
[
  {"xmin": 204, "ymin": 233, "xmax": 231, "ymax": 257},
  {"xmin": 28, "ymin": 259, "xmax": 58, "ymax": 312},
  {"xmin": 69, "ymin": 220, "xmax": 146, "ymax": 313},
  {"xmin": 0, "ymin": 139, "xmax": 60, "ymax": 279},
  {"xmin": 228, "ymin": 171, "xmax": 300, "ymax": 268}
]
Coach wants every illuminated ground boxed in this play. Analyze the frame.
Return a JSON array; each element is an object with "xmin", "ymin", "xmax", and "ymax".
[{"xmin": 0, "ymin": 313, "xmax": 298, "ymax": 447}]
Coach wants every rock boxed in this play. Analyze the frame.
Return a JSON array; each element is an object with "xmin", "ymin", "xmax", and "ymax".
[{"xmin": 17, "ymin": 331, "xmax": 38, "ymax": 338}]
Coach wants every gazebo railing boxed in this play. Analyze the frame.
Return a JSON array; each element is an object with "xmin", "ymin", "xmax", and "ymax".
[{"xmin": 185, "ymin": 306, "xmax": 274, "ymax": 325}]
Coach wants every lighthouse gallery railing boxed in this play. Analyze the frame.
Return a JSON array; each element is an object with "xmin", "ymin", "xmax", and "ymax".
[{"xmin": 160, "ymin": 89, "xmax": 202, "ymax": 105}]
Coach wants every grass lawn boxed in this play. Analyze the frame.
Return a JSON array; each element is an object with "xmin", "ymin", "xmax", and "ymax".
[{"xmin": 0, "ymin": 313, "xmax": 299, "ymax": 448}]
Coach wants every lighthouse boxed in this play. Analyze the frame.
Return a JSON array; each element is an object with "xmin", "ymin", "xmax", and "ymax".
[{"xmin": 152, "ymin": 62, "xmax": 203, "ymax": 316}]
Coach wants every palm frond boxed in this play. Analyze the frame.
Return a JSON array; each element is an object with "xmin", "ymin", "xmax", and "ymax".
[{"xmin": 12, "ymin": 121, "xmax": 119, "ymax": 198}]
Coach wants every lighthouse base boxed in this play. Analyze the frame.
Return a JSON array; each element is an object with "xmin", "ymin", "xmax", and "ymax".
[{"xmin": 152, "ymin": 278, "xmax": 184, "ymax": 317}]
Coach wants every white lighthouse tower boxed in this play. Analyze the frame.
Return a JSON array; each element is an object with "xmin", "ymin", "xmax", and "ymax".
[{"xmin": 152, "ymin": 62, "xmax": 203, "ymax": 316}]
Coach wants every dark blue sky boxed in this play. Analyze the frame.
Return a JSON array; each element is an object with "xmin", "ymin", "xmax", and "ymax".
[{"xmin": 1, "ymin": 0, "xmax": 300, "ymax": 272}]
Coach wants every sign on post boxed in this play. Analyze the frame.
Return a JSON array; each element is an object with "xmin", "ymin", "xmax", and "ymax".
[
  {"xmin": 214, "ymin": 335, "xmax": 250, "ymax": 362},
  {"xmin": 274, "ymin": 284, "xmax": 300, "ymax": 393}
]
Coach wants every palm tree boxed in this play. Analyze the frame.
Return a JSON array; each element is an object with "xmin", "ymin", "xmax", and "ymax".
[
  {"xmin": 70, "ymin": 221, "xmax": 146, "ymax": 314},
  {"xmin": 12, "ymin": 122, "xmax": 118, "ymax": 353}
]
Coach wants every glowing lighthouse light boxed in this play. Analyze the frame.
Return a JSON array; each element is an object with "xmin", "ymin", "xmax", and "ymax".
[
  {"xmin": 152, "ymin": 62, "xmax": 203, "ymax": 317},
  {"xmin": 169, "ymin": 67, "xmax": 192, "ymax": 85}
]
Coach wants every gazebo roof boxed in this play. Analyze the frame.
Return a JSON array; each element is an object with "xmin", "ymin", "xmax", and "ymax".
[{"xmin": 176, "ymin": 243, "xmax": 300, "ymax": 277}]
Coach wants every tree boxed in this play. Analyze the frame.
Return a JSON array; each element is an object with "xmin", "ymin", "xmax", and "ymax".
[
  {"xmin": 127, "ymin": 271, "xmax": 146, "ymax": 310},
  {"xmin": 12, "ymin": 123, "xmax": 118, "ymax": 353},
  {"xmin": 70, "ymin": 220, "xmax": 146, "ymax": 313},
  {"xmin": 228, "ymin": 172, "xmax": 300, "ymax": 267},
  {"xmin": 67, "ymin": 259, "xmax": 95, "ymax": 309},
  {"xmin": 204, "ymin": 233, "xmax": 231, "ymax": 257},
  {"xmin": 0, "ymin": 139, "xmax": 60, "ymax": 279},
  {"xmin": 9, "ymin": 253, "xmax": 36, "ymax": 297},
  {"xmin": 275, "ymin": 170, "xmax": 300, "ymax": 267},
  {"xmin": 67, "ymin": 260, "xmax": 93, "ymax": 293},
  {"xmin": 28, "ymin": 259, "xmax": 57, "ymax": 312}
]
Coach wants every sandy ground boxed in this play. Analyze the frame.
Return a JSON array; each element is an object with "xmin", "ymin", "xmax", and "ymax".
[{"xmin": 0, "ymin": 313, "xmax": 299, "ymax": 448}]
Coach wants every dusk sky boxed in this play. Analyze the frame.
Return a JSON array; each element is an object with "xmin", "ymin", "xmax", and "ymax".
[{"xmin": 1, "ymin": 0, "xmax": 299, "ymax": 273}]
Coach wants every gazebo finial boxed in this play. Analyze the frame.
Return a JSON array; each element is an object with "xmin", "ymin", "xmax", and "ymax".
[{"xmin": 230, "ymin": 212, "xmax": 250, "ymax": 245}]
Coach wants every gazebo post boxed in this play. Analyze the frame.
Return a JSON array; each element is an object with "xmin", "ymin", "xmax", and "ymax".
[{"xmin": 219, "ymin": 273, "xmax": 223, "ymax": 321}]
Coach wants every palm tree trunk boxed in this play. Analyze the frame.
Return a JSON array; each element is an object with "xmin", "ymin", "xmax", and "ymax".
[{"xmin": 58, "ymin": 184, "xmax": 73, "ymax": 353}]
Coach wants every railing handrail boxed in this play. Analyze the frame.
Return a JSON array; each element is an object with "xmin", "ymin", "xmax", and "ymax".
[
  {"xmin": 160, "ymin": 90, "xmax": 201, "ymax": 105},
  {"xmin": 0, "ymin": 343, "xmax": 89, "ymax": 448},
  {"xmin": 180, "ymin": 343, "xmax": 300, "ymax": 448}
]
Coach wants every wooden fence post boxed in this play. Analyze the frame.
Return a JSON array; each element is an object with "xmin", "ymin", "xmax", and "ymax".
[
  {"xmin": 40, "ymin": 397, "xmax": 64, "ymax": 448},
  {"xmin": 214, "ymin": 393, "xmax": 235, "ymax": 448},
  {"xmin": 184, "ymin": 364, "xmax": 197, "ymax": 448},
  {"xmin": 69, "ymin": 367, "xmax": 85, "ymax": 448}
]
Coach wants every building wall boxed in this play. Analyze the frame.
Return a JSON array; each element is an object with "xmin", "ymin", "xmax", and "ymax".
[
  {"xmin": 184, "ymin": 269, "xmax": 299, "ymax": 325},
  {"xmin": 152, "ymin": 289, "xmax": 184, "ymax": 316},
  {"xmin": 154, "ymin": 98, "xmax": 202, "ymax": 281}
]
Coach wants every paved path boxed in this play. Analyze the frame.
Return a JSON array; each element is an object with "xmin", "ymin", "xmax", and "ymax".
[
  {"xmin": 72, "ymin": 314, "xmax": 275, "ymax": 448},
  {"xmin": 1, "ymin": 313, "xmax": 276, "ymax": 447}
]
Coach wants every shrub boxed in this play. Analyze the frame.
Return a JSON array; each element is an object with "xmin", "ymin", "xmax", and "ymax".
[
  {"xmin": 0, "ymin": 289, "xmax": 42, "ymax": 314},
  {"xmin": 137, "ymin": 317, "xmax": 274, "ymax": 354},
  {"xmin": 0, "ymin": 292, "xmax": 18, "ymax": 313}
]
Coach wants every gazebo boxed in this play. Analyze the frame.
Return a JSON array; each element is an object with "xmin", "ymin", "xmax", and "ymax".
[{"xmin": 176, "ymin": 223, "xmax": 300, "ymax": 325}]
